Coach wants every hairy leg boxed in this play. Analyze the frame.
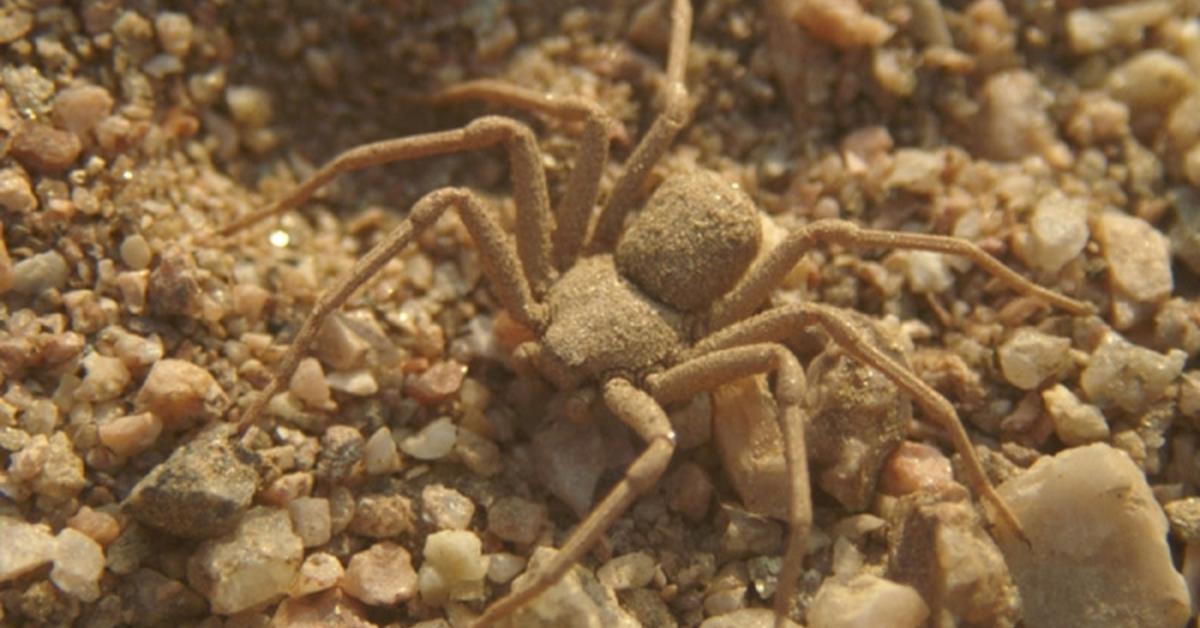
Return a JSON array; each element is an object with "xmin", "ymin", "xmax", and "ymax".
[{"xmin": 647, "ymin": 343, "xmax": 809, "ymax": 628}]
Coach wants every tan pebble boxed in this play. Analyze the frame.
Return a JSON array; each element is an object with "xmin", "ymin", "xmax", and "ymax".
[
  {"xmin": 349, "ymin": 494, "xmax": 414, "ymax": 539},
  {"xmin": 63, "ymin": 290, "xmax": 108, "ymax": 334},
  {"xmin": 326, "ymin": 369, "xmax": 378, "ymax": 397},
  {"xmin": 97, "ymin": 412, "xmax": 161, "ymax": 457},
  {"xmin": 274, "ymin": 588, "xmax": 372, "ymax": 627},
  {"xmin": 1093, "ymin": 212, "xmax": 1172, "ymax": 304},
  {"xmin": 807, "ymin": 573, "xmax": 929, "ymax": 628},
  {"xmin": 485, "ymin": 552, "xmax": 526, "ymax": 584},
  {"xmin": 421, "ymin": 484, "xmax": 475, "ymax": 531},
  {"xmin": 597, "ymin": 551, "xmax": 656, "ymax": 591},
  {"xmin": 878, "ymin": 441, "xmax": 959, "ymax": 497},
  {"xmin": 406, "ymin": 361, "xmax": 467, "ymax": 404},
  {"xmin": 119, "ymin": 234, "xmax": 152, "ymax": 270},
  {"xmin": 288, "ymin": 497, "xmax": 332, "ymax": 548},
  {"xmin": 225, "ymin": 85, "xmax": 272, "ymax": 127},
  {"xmin": 290, "ymin": 357, "xmax": 335, "ymax": 411},
  {"xmin": 290, "ymin": 552, "xmax": 342, "ymax": 597},
  {"xmin": 316, "ymin": 314, "xmax": 368, "ymax": 370},
  {"xmin": 52, "ymin": 84, "xmax": 114, "ymax": 137},
  {"xmin": 0, "ymin": 169, "xmax": 35, "ymax": 213},
  {"xmin": 232, "ymin": 283, "xmax": 270, "ymax": 322},
  {"xmin": 66, "ymin": 506, "xmax": 121, "ymax": 545},
  {"xmin": 76, "ymin": 352, "xmax": 131, "ymax": 402},
  {"xmin": 424, "ymin": 530, "xmax": 487, "ymax": 582},
  {"xmin": 116, "ymin": 270, "xmax": 149, "ymax": 314},
  {"xmin": 100, "ymin": 326, "xmax": 163, "ymax": 371},
  {"xmin": 11, "ymin": 122, "xmax": 81, "ymax": 173},
  {"xmin": 135, "ymin": 358, "xmax": 228, "ymax": 430},
  {"xmin": 363, "ymin": 427, "xmax": 400, "ymax": 476},
  {"xmin": 453, "ymin": 427, "xmax": 503, "ymax": 477},
  {"xmin": 51, "ymin": 527, "xmax": 104, "ymax": 602},
  {"xmin": 401, "ymin": 417, "xmax": 457, "ymax": 461},
  {"xmin": 155, "ymin": 12, "xmax": 193, "ymax": 57},
  {"xmin": 1106, "ymin": 50, "xmax": 1194, "ymax": 112},
  {"xmin": 10, "ymin": 435, "xmax": 48, "ymax": 481},
  {"xmin": 11, "ymin": 250, "xmax": 69, "ymax": 295},
  {"xmin": 487, "ymin": 496, "xmax": 546, "ymax": 546},
  {"xmin": 663, "ymin": 461, "xmax": 713, "ymax": 522},
  {"xmin": 342, "ymin": 542, "xmax": 417, "ymax": 606},
  {"xmin": 0, "ymin": 9, "xmax": 32, "ymax": 44},
  {"xmin": 261, "ymin": 471, "xmax": 314, "ymax": 506},
  {"xmin": 794, "ymin": 0, "xmax": 895, "ymax": 49},
  {"xmin": 996, "ymin": 328, "xmax": 1072, "ymax": 390},
  {"xmin": 1043, "ymin": 384, "xmax": 1110, "ymax": 446}
]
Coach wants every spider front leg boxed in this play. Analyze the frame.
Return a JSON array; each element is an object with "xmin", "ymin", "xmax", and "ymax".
[
  {"xmin": 647, "ymin": 344, "xmax": 810, "ymax": 628},
  {"xmin": 233, "ymin": 187, "xmax": 546, "ymax": 430},
  {"xmin": 469, "ymin": 378, "xmax": 675, "ymax": 628}
]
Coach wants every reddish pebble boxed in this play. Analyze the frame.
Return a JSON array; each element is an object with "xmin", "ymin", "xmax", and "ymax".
[
  {"xmin": 406, "ymin": 360, "xmax": 467, "ymax": 405},
  {"xmin": 11, "ymin": 122, "xmax": 82, "ymax": 173}
]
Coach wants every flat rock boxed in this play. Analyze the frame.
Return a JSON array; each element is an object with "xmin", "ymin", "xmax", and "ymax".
[
  {"xmin": 125, "ymin": 427, "xmax": 259, "ymax": 538},
  {"xmin": 187, "ymin": 506, "xmax": 304, "ymax": 614},
  {"xmin": 996, "ymin": 443, "xmax": 1191, "ymax": 627}
]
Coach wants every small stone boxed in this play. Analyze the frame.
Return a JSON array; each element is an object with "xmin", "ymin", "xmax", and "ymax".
[
  {"xmin": 10, "ymin": 122, "xmax": 82, "ymax": 173},
  {"xmin": 0, "ymin": 9, "xmax": 32, "ymax": 43},
  {"xmin": 720, "ymin": 504, "xmax": 782, "ymax": 558},
  {"xmin": 808, "ymin": 574, "xmax": 929, "ymax": 628},
  {"xmin": 453, "ymin": 427, "xmax": 503, "ymax": 477},
  {"xmin": 531, "ymin": 417, "xmax": 608, "ymax": 517},
  {"xmin": 288, "ymin": 497, "xmax": 332, "ymax": 548},
  {"xmin": 289, "ymin": 552, "xmax": 342, "ymax": 597},
  {"xmin": 273, "ymin": 588, "xmax": 373, "ymax": 628},
  {"xmin": 233, "ymin": 283, "xmax": 271, "ymax": 322},
  {"xmin": 119, "ymin": 234, "xmax": 152, "ymax": 270},
  {"xmin": 406, "ymin": 361, "xmax": 467, "ymax": 404},
  {"xmin": 401, "ymin": 416, "xmax": 457, "ymax": 461},
  {"xmin": 1066, "ymin": 3, "xmax": 1173, "ymax": 54},
  {"xmin": 1042, "ymin": 384, "xmax": 1110, "ymax": 446},
  {"xmin": 1080, "ymin": 332, "xmax": 1185, "ymax": 413},
  {"xmin": 349, "ymin": 493, "xmax": 414, "ymax": 539},
  {"xmin": 101, "ymin": 326, "xmax": 164, "ymax": 371},
  {"xmin": 505, "ymin": 546, "xmax": 639, "ymax": 628},
  {"xmin": 326, "ymin": 369, "xmax": 378, "ymax": 396},
  {"xmin": 884, "ymin": 149, "xmax": 944, "ymax": 196},
  {"xmin": 155, "ymin": 12, "xmax": 193, "ymax": 57},
  {"xmin": 225, "ymin": 85, "xmax": 273, "ymax": 127},
  {"xmin": 977, "ymin": 70, "xmax": 1061, "ymax": 162},
  {"xmin": 700, "ymin": 608, "xmax": 800, "ymax": 628},
  {"xmin": 1093, "ymin": 212, "xmax": 1172, "ymax": 304},
  {"xmin": 11, "ymin": 250, "xmax": 69, "ymax": 295},
  {"xmin": 596, "ymin": 552, "xmax": 656, "ymax": 591},
  {"xmin": 363, "ymin": 426, "xmax": 400, "ymax": 475},
  {"xmin": 66, "ymin": 506, "xmax": 120, "ymax": 546},
  {"xmin": 996, "ymin": 444, "xmax": 1191, "ymax": 627},
  {"xmin": 125, "ymin": 430, "xmax": 258, "ymax": 538},
  {"xmin": 51, "ymin": 527, "xmax": 105, "ymax": 602},
  {"xmin": 893, "ymin": 251, "xmax": 953, "ymax": 294},
  {"xmin": 878, "ymin": 441, "xmax": 960, "ymax": 497},
  {"xmin": 996, "ymin": 327, "xmax": 1072, "ymax": 390},
  {"xmin": 342, "ymin": 542, "xmax": 417, "ymax": 606},
  {"xmin": 1028, "ymin": 192, "xmax": 1090, "ymax": 273},
  {"xmin": 63, "ymin": 289, "xmax": 108, "ymax": 334},
  {"xmin": 422, "ymin": 530, "xmax": 487, "ymax": 591},
  {"xmin": 135, "ymin": 358, "xmax": 228, "ymax": 430},
  {"xmin": 663, "ymin": 461, "xmax": 713, "ymax": 522},
  {"xmin": 0, "ymin": 516, "xmax": 55, "ymax": 582},
  {"xmin": 421, "ymin": 484, "xmax": 475, "ymax": 531},
  {"xmin": 887, "ymin": 495, "xmax": 1019, "ymax": 626},
  {"xmin": 290, "ymin": 357, "xmax": 335, "ymax": 411},
  {"xmin": 52, "ymin": 84, "xmax": 114, "ymax": 137},
  {"xmin": 187, "ymin": 507, "xmax": 304, "ymax": 615},
  {"xmin": 119, "ymin": 567, "xmax": 208, "ymax": 625},
  {"xmin": 712, "ymin": 376, "xmax": 789, "ymax": 520},
  {"xmin": 1106, "ymin": 50, "xmax": 1194, "ymax": 112},
  {"xmin": 261, "ymin": 471, "xmax": 314, "ymax": 506},
  {"xmin": 316, "ymin": 314, "xmax": 369, "ymax": 370},
  {"xmin": 487, "ymin": 496, "xmax": 547, "ymax": 546},
  {"xmin": 794, "ymin": 0, "xmax": 895, "ymax": 48},
  {"xmin": 76, "ymin": 351, "xmax": 132, "ymax": 402},
  {"xmin": 318, "ymin": 425, "xmax": 364, "ymax": 482},
  {"xmin": 486, "ymin": 552, "xmax": 526, "ymax": 584},
  {"xmin": 31, "ymin": 432, "xmax": 85, "ymax": 499},
  {"xmin": 98, "ymin": 412, "xmax": 162, "ymax": 457},
  {"xmin": 0, "ymin": 169, "xmax": 36, "ymax": 213}
]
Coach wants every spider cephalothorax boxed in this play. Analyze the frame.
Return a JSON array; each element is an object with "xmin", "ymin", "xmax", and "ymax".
[{"xmin": 215, "ymin": 1, "xmax": 1092, "ymax": 625}]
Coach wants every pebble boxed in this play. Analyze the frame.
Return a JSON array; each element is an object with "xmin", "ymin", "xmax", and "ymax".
[
  {"xmin": 663, "ymin": 461, "xmax": 713, "ymax": 522},
  {"xmin": 1027, "ymin": 192, "xmax": 1089, "ymax": 273},
  {"xmin": 1042, "ymin": 384, "xmax": 1110, "ymax": 446},
  {"xmin": 10, "ymin": 122, "xmax": 82, "ymax": 173},
  {"xmin": 401, "ymin": 416, "xmax": 457, "ymax": 461},
  {"xmin": 996, "ymin": 444, "xmax": 1191, "ymax": 627},
  {"xmin": 135, "ymin": 358, "xmax": 228, "ymax": 430},
  {"xmin": 289, "ymin": 552, "xmax": 342, "ymax": 597},
  {"xmin": 0, "ymin": 168, "xmax": 35, "ymax": 213},
  {"xmin": 720, "ymin": 504, "xmax": 782, "ymax": 558},
  {"xmin": 318, "ymin": 425, "xmax": 364, "ymax": 482},
  {"xmin": 66, "ymin": 506, "xmax": 120, "ymax": 546},
  {"xmin": 262, "ymin": 471, "xmax": 314, "ymax": 506},
  {"xmin": 118, "ymin": 567, "xmax": 208, "ymax": 625},
  {"xmin": 51, "ymin": 527, "xmax": 104, "ymax": 602},
  {"xmin": 419, "ymin": 530, "xmax": 487, "ymax": 603},
  {"xmin": 421, "ymin": 484, "xmax": 475, "ymax": 531},
  {"xmin": 0, "ymin": 224, "xmax": 9, "ymax": 294},
  {"xmin": 342, "ymin": 542, "xmax": 418, "ymax": 606},
  {"xmin": 504, "ymin": 546, "xmax": 639, "ymax": 628},
  {"xmin": 700, "ymin": 608, "xmax": 800, "ymax": 628},
  {"xmin": 288, "ymin": 497, "xmax": 332, "ymax": 548},
  {"xmin": 977, "ymin": 70, "xmax": 1061, "ymax": 162},
  {"xmin": 1093, "ymin": 212, "xmax": 1172, "ymax": 304},
  {"xmin": 273, "ymin": 588, "xmax": 374, "ymax": 628},
  {"xmin": 1065, "ymin": 3, "xmax": 1173, "ymax": 54},
  {"xmin": 187, "ymin": 507, "xmax": 304, "ymax": 615},
  {"xmin": 531, "ymin": 416, "xmax": 608, "ymax": 517},
  {"xmin": 887, "ymin": 495, "xmax": 1019, "ymax": 626},
  {"xmin": 1080, "ymin": 331, "xmax": 1185, "ymax": 413},
  {"xmin": 487, "ymin": 496, "xmax": 547, "ymax": 546},
  {"xmin": 52, "ymin": 84, "xmax": 114, "ymax": 137},
  {"xmin": 712, "ymin": 376, "xmax": 789, "ymax": 519},
  {"xmin": 225, "ymin": 85, "xmax": 273, "ymax": 127},
  {"xmin": 155, "ymin": 12, "xmax": 193, "ymax": 57},
  {"xmin": 125, "ymin": 429, "xmax": 258, "ymax": 538},
  {"xmin": 878, "ymin": 441, "xmax": 959, "ymax": 497},
  {"xmin": 98, "ymin": 411, "xmax": 162, "ymax": 457},
  {"xmin": 884, "ymin": 149, "xmax": 944, "ymax": 196},
  {"xmin": 119, "ymin": 234, "xmax": 152, "ymax": 270},
  {"xmin": 349, "ymin": 493, "xmax": 414, "ymax": 539},
  {"xmin": 808, "ymin": 574, "xmax": 929, "ymax": 628},
  {"xmin": 793, "ymin": 0, "xmax": 895, "ymax": 49},
  {"xmin": 406, "ymin": 360, "xmax": 467, "ymax": 404},
  {"xmin": 0, "ymin": 8, "xmax": 32, "ymax": 43},
  {"xmin": 363, "ymin": 426, "xmax": 400, "ymax": 475},
  {"xmin": 996, "ymin": 327, "xmax": 1072, "ymax": 390},
  {"xmin": 596, "ymin": 551, "xmax": 656, "ymax": 591},
  {"xmin": 1171, "ymin": 188, "xmax": 1200, "ymax": 274},
  {"xmin": 30, "ymin": 431, "xmax": 86, "ymax": 499},
  {"xmin": 316, "ymin": 314, "xmax": 369, "ymax": 370},
  {"xmin": 76, "ymin": 351, "xmax": 131, "ymax": 402},
  {"xmin": 1105, "ymin": 50, "xmax": 1194, "ymax": 112},
  {"xmin": 326, "ymin": 369, "xmax": 378, "ymax": 396},
  {"xmin": 290, "ymin": 357, "xmax": 335, "ymax": 411},
  {"xmin": 453, "ymin": 426, "xmax": 503, "ymax": 477},
  {"xmin": 893, "ymin": 250, "xmax": 953, "ymax": 294},
  {"xmin": 0, "ymin": 516, "xmax": 56, "ymax": 582},
  {"xmin": 486, "ymin": 552, "xmax": 526, "ymax": 584},
  {"xmin": 100, "ymin": 326, "xmax": 164, "ymax": 371},
  {"xmin": 11, "ymin": 250, "xmax": 69, "ymax": 295}
]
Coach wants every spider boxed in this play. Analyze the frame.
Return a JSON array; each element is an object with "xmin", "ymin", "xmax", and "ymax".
[{"xmin": 215, "ymin": 1, "xmax": 1092, "ymax": 625}]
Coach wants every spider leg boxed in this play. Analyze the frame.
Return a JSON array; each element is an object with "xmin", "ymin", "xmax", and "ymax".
[
  {"xmin": 435, "ymin": 80, "xmax": 622, "ymax": 270},
  {"xmin": 647, "ymin": 344, "xmax": 809, "ymax": 628},
  {"xmin": 588, "ymin": 0, "xmax": 694, "ymax": 251},
  {"xmin": 692, "ymin": 301, "xmax": 1027, "ymax": 546},
  {"xmin": 709, "ymin": 218, "xmax": 1094, "ymax": 330},
  {"xmin": 469, "ymin": 377, "xmax": 675, "ymax": 628},
  {"xmin": 234, "ymin": 187, "xmax": 546, "ymax": 432},
  {"xmin": 211, "ymin": 116, "xmax": 558, "ymax": 296}
]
